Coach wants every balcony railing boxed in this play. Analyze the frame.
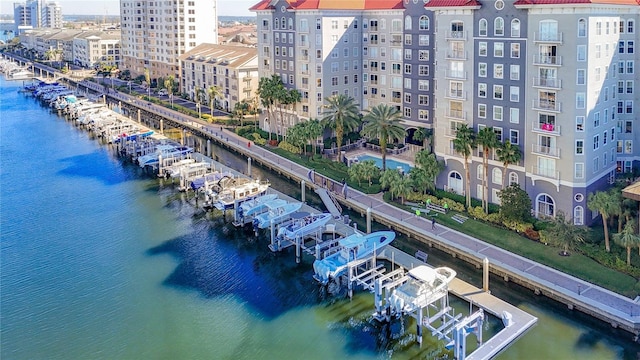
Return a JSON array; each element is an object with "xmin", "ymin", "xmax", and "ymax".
[
  {"xmin": 532, "ymin": 99, "xmax": 562, "ymax": 112},
  {"xmin": 532, "ymin": 144, "xmax": 561, "ymax": 158},
  {"xmin": 446, "ymin": 51, "xmax": 468, "ymax": 60},
  {"xmin": 445, "ymin": 31, "xmax": 467, "ymax": 40},
  {"xmin": 445, "ymin": 90, "xmax": 467, "ymax": 100},
  {"xmin": 445, "ymin": 109, "xmax": 467, "ymax": 121},
  {"xmin": 532, "ymin": 166, "xmax": 560, "ymax": 180},
  {"xmin": 532, "ymin": 122, "xmax": 561, "ymax": 135},
  {"xmin": 532, "ymin": 55, "xmax": 562, "ymax": 66},
  {"xmin": 445, "ymin": 127, "xmax": 459, "ymax": 137},
  {"xmin": 445, "ymin": 70, "xmax": 467, "ymax": 80},
  {"xmin": 533, "ymin": 77, "xmax": 562, "ymax": 89},
  {"xmin": 534, "ymin": 32, "xmax": 563, "ymax": 43}
]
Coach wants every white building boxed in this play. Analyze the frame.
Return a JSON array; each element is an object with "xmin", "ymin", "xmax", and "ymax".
[
  {"xmin": 13, "ymin": 0, "xmax": 62, "ymax": 34},
  {"xmin": 73, "ymin": 31, "xmax": 121, "ymax": 69},
  {"xmin": 120, "ymin": 0, "xmax": 219, "ymax": 81}
]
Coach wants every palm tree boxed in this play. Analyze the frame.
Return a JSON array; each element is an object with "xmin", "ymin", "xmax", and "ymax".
[
  {"xmin": 412, "ymin": 127, "xmax": 433, "ymax": 152},
  {"xmin": 452, "ymin": 124, "xmax": 476, "ymax": 209},
  {"xmin": 380, "ymin": 169, "xmax": 402, "ymax": 192},
  {"xmin": 413, "ymin": 150, "xmax": 443, "ymax": 194},
  {"xmin": 194, "ymin": 87, "xmax": 206, "ymax": 118},
  {"xmin": 144, "ymin": 68, "xmax": 151, "ymax": 99},
  {"xmin": 477, "ymin": 127, "xmax": 500, "ymax": 213},
  {"xmin": 164, "ymin": 75, "xmax": 175, "ymax": 108},
  {"xmin": 256, "ymin": 75, "xmax": 285, "ymax": 141},
  {"xmin": 207, "ymin": 85, "xmax": 223, "ymax": 116},
  {"xmin": 361, "ymin": 104, "xmax": 405, "ymax": 171},
  {"xmin": 305, "ymin": 119, "xmax": 323, "ymax": 155},
  {"xmin": 321, "ymin": 94, "xmax": 361, "ymax": 160},
  {"xmin": 588, "ymin": 190, "xmax": 617, "ymax": 252},
  {"xmin": 540, "ymin": 211, "xmax": 588, "ymax": 256},
  {"xmin": 496, "ymin": 140, "xmax": 522, "ymax": 189},
  {"xmin": 390, "ymin": 176, "xmax": 413, "ymax": 205},
  {"xmin": 234, "ymin": 100, "xmax": 250, "ymax": 127},
  {"xmin": 613, "ymin": 222, "xmax": 640, "ymax": 266}
]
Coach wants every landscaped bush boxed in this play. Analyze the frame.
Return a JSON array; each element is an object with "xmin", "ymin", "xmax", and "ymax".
[
  {"xmin": 278, "ymin": 141, "xmax": 300, "ymax": 154},
  {"xmin": 523, "ymin": 227, "xmax": 540, "ymax": 241}
]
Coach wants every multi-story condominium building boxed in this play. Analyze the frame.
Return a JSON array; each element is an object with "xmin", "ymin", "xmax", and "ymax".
[
  {"xmin": 73, "ymin": 31, "xmax": 122, "ymax": 69},
  {"xmin": 119, "ymin": 0, "xmax": 219, "ymax": 80},
  {"xmin": 251, "ymin": 0, "xmax": 639, "ymax": 225},
  {"xmin": 13, "ymin": 0, "xmax": 62, "ymax": 34},
  {"xmin": 180, "ymin": 43, "xmax": 259, "ymax": 112}
]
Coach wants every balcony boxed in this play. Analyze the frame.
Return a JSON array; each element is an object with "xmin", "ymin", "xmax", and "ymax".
[
  {"xmin": 445, "ymin": 31, "xmax": 467, "ymax": 40},
  {"xmin": 445, "ymin": 51, "xmax": 468, "ymax": 60},
  {"xmin": 445, "ymin": 90, "xmax": 467, "ymax": 100},
  {"xmin": 532, "ymin": 55, "xmax": 562, "ymax": 66},
  {"xmin": 532, "ymin": 166, "xmax": 560, "ymax": 180},
  {"xmin": 532, "ymin": 122, "xmax": 561, "ymax": 136},
  {"xmin": 532, "ymin": 144, "xmax": 561, "ymax": 158},
  {"xmin": 533, "ymin": 77, "xmax": 562, "ymax": 89},
  {"xmin": 445, "ymin": 70, "xmax": 467, "ymax": 80},
  {"xmin": 534, "ymin": 32, "xmax": 563, "ymax": 44},
  {"xmin": 532, "ymin": 99, "xmax": 562, "ymax": 113},
  {"xmin": 445, "ymin": 109, "xmax": 467, "ymax": 121}
]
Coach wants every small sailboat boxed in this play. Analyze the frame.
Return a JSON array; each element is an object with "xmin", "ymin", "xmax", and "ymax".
[
  {"xmin": 277, "ymin": 213, "xmax": 332, "ymax": 240},
  {"xmin": 388, "ymin": 266, "xmax": 457, "ymax": 315},
  {"xmin": 253, "ymin": 202, "xmax": 303, "ymax": 229},
  {"xmin": 313, "ymin": 231, "xmax": 395, "ymax": 285}
]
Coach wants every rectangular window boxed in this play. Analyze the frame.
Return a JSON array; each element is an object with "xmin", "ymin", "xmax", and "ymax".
[
  {"xmin": 576, "ymin": 116, "xmax": 584, "ymax": 131},
  {"xmin": 419, "ymin": 95, "xmax": 429, "ymax": 105},
  {"xmin": 577, "ymin": 69, "xmax": 585, "ymax": 85},
  {"xmin": 510, "ymin": 129, "xmax": 519, "ymax": 144},
  {"xmin": 478, "ymin": 104, "xmax": 487, "ymax": 118},
  {"xmin": 577, "ymin": 45, "xmax": 586, "ymax": 61},
  {"xmin": 510, "ymin": 43, "xmax": 520, "ymax": 58},
  {"xmin": 494, "ymin": 42, "xmax": 504, "ymax": 57},
  {"xmin": 419, "ymin": 65, "xmax": 429, "ymax": 76},
  {"xmin": 479, "ymin": 42, "xmax": 487, "ymax": 56},
  {"xmin": 479, "ymin": 63, "xmax": 487, "ymax": 77},
  {"xmin": 478, "ymin": 83, "xmax": 487, "ymax": 98},
  {"xmin": 576, "ymin": 93, "xmax": 586, "ymax": 109},
  {"xmin": 628, "ymin": 41, "xmax": 634, "ymax": 53},
  {"xmin": 510, "ymin": 86, "xmax": 519, "ymax": 102},
  {"xmin": 510, "ymin": 65, "xmax": 520, "ymax": 80},
  {"xmin": 494, "ymin": 85, "xmax": 503, "ymax": 100},
  {"xmin": 494, "ymin": 64, "xmax": 504, "ymax": 79},
  {"xmin": 510, "ymin": 108, "xmax": 520, "ymax": 124},
  {"xmin": 493, "ymin": 106, "xmax": 503, "ymax": 121},
  {"xmin": 576, "ymin": 140, "xmax": 584, "ymax": 154},
  {"xmin": 575, "ymin": 163, "xmax": 584, "ymax": 179},
  {"xmin": 593, "ymin": 135, "xmax": 600, "ymax": 150}
]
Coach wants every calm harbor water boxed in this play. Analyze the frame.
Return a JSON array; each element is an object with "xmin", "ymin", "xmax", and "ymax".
[{"xmin": 1, "ymin": 75, "xmax": 638, "ymax": 359}]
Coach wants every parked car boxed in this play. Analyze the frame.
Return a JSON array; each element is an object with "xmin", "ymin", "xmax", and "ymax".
[{"xmin": 157, "ymin": 89, "xmax": 168, "ymax": 96}]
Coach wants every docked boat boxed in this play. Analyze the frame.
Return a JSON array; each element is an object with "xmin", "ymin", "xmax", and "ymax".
[
  {"xmin": 277, "ymin": 212, "xmax": 332, "ymax": 240},
  {"xmin": 239, "ymin": 194, "xmax": 279, "ymax": 216},
  {"xmin": 313, "ymin": 230, "xmax": 396, "ymax": 284},
  {"xmin": 208, "ymin": 177, "xmax": 271, "ymax": 211},
  {"xmin": 112, "ymin": 130, "xmax": 154, "ymax": 143},
  {"xmin": 388, "ymin": 266, "xmax": 456, "ymax": 315},
  {"xmin": 253, "ymin": 202, "xmax": 303, "ymax": 229},
  {"xmin": 137, "ymin": 144, "xmax": 193, "ymax": 168},
  {"xmin": 189, "ymin": 171, "xmax": 234, "ymax": 191}
]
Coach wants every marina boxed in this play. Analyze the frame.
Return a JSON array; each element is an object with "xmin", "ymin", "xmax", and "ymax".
[{"xmin": 1, "ymin": 64, "xmax": 639, "ymax": 359}]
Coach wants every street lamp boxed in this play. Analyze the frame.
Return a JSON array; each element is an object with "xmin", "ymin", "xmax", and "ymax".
[
  {"xmin": 196, "ymin": 103, "xmax": 201, "ymax": 119},
  {"xmin": 169, "ymin": 93, "xmax": 174, "ymax": 108},
  {"xmin": 128, "ymin": 81, "xmax": 132, "ymax": 94}
]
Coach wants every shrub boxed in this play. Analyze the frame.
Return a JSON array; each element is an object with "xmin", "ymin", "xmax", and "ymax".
[
  {"xmin": 524, "ymin": 228, "xmax": 540, "ymax": 241},
  {"xmin": 278, "ymin": 141, "xmax": 300, "ymax": 154}
]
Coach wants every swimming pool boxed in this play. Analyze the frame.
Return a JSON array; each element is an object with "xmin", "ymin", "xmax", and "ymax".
[{"xmin": 357, "ymin": 154, "xmax": 413, "ymax": 173}]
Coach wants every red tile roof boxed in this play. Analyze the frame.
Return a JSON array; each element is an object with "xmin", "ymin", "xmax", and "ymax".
[
  {"xmin": 423, "ymin": 0, "xmax": 481, "ymax": 7},
  {"xmin": 250, "ymin": 0, "xmax": 404, "ymax": 11},
  {"xmin": 514, "ymin": 0, "xmax": 639, "ymax": 5}
]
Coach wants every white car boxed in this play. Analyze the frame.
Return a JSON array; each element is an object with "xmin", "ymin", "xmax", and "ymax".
[{"xmin": 157, "ymin": 89, "xmax": 168, "ymax": 96}]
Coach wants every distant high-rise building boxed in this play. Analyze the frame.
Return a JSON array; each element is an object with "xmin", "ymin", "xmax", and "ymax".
[
  {"xmin": 120, "ymin": 0, "xmax": 219, "ymax": 81},
  {"xmin": 13, "ymin": 0, "xmax": 62, "ymax": 34}
]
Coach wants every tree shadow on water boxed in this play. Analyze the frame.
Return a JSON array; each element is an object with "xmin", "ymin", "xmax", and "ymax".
[{"xmin": 58, "ymin": 150, "xmax": 139, "ymax": 185}]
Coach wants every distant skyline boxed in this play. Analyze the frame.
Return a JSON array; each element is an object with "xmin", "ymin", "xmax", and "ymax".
[{"xmin": 1, "ymin": 0, "xmax": 256, "ymax": 17}]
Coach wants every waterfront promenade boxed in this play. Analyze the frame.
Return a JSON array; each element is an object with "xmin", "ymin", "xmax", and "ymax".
[{"xmin": 8, "ymin": 55, "xmax": 639, "ymax": 338}]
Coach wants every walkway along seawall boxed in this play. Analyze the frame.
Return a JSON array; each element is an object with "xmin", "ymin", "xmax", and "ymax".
[{"xmin": 15, "ymin": 55, "xmax": 640, "ymax": 340}]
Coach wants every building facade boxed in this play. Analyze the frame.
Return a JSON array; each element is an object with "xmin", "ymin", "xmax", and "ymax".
[
  {"xmin": 119, "ymin": 0, "xmax": 219, "ymax": 80},
  {"xmin": 73, "ymin": 32, "xmax": 122, "ymax": 69},
  {"xmin": 13, "ymin": 0, "xmax": 62, "ymax": 34},
  {"xmin": 251, "ymin": 0, "xmax": 639, "ymax": 224},
  {"xmin": 180, "ymin": 43, "xmax": 259, "ymax": 112}
]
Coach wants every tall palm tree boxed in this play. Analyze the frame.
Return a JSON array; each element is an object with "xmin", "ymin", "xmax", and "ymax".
[
  {"xmin": 390, "ymin": 176, "xmax": 413, "ymax": 205},
  {"xmin": 305, "ymin": 119, "xmax": 323, "ymax": 155},
  {"xmin": 281, "ymin": 89, "xmax": 301, "ymax": 140},
  {"xmin": 412, "ymin": 127, "xmax": 433, "ymax": 152},
  {"xmin": 413, "ymin": 150, "xmax": 443, "ymax": 194},
  {"xmin": 588, "ymin": 190, "xmax": 617, "ymax": 252},
  {"xmin": 452, "ymin": 124, "xmax": 476, "ymax": 209},
  {"xmin": 144, "ymin": 68, "xmax": 151, "ymax": 99},
  {"xmin": 477, "ymin": 127, "xmax": 500, "ymax": 213},
  {"xmin": 164, "ymin": 75, "xmax": 175, "ymax": 108},
  {"xmin": 496, "ymin": 140, "xmax": 522, "ymax": 189},
  {"xmin": 361, "ymin": 104, "xmax": 405, "ymax": 171},
  {"xmin": 207, "ymin": 85, "xmax": 223, "ymax": 116},
  {"xmin": 256, "ymin": 75, "xmax": 285, "ymax": 141},
  {"xmin": 613, "ymin": 222, "xmax": 640, "ymax": 266},
  {"xmin": 321, "ymin": 94, "xmax": 361, "ymax": 160}
]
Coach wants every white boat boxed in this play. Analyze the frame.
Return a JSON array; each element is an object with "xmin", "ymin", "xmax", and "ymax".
[
  {"xmin": 209, "ymin": 177, "xmax": 271, "ymax": 210},
  {"xmin": 277, "ymin": 212, "xmax": 332, "ymax": 240},
  {"xmin": 388, "ymin": 266, "xmax": 456, "ymax": 314},
  {"xmin": 9, "ymin": 69, "xmax": 34, "ymax": 80},
  {"xmin": 253, "ymin": 202, "xmax": 303, "ymax": 229},
  {"xmin": 137, "ymin": 144, "xmax": 193, "ymax": 168},
  {"xmin": 162, "ymin": 159, "xmax": 197, "ymax": 177},
  {"xmin": 239, "ymin": 194, "xmax": 279, "ymax": 216},
  {"xmin": 189, "ymin": 171, "xmax": 234, "ymax": 191},
  {"xmin": 313, "ymin": 230, "xmax": 396, "ymax": 284}
]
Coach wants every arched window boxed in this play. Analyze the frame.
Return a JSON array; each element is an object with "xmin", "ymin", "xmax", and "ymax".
[
  {"xmin": 479, "ymin": 19, "xmax": 487, "ymax": 36},
  {"xmin": 419, "ymin": 15, "xmax": 429, "ymax": 30},
  {"xmin": 275, "ymin": 18, "xmax": 280, "ymax": 29},
  {"xmin": 574, "ymin": 206, "xmax": 584, "ymax": 225},
  {"xmin": 477, "ymin": 164, "xmax": 484, "ymax": 180},
  {"xmin": 578, "ymin": 18, "xmax": 586, "ymax": 37},
  {"xmin": 492, "ymin": 168, "xmax": 503, "ymax": 185},
  {"xmin": 511, "ymin": 19, "xmax": 520, "ymax": 37},
  {"xmin": 405, "ymin": 15, "xmax": 412, "ymax": 30},
  {"xmin": 281, "ymin": 17, "xmax": 286, "ymax": 29},
  {"xmin": 509, "ymin": 172, "xmax": 518, "ymax": 186},
  {"xmin": 536, "ymin": 194, "xmax": 555, "ymax": 217},
  {"xmin": 495, "ymin": 17, "xmax": 504, "ymax": 36},
  {"xmin": 448, "ymin": 171, "xmax": 463, "ymax": 195}
]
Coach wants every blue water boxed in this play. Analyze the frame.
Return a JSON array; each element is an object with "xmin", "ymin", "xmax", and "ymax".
[
  {"xmin": 1, "ymin": 75, "xmax": 638, "ymax": 360},
  {"xmin": 358, "ymin": 154, "xmax": 413, "ymax": 173}
]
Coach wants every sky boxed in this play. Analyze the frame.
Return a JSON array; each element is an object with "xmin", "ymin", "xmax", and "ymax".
[{"xmin": 1, "ymin": 0, "xmax": 257, "ymax": 17}]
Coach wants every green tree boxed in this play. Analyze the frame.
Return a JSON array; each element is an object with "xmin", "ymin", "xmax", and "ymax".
[
  {"xmin": 348, "ymin": 160, "xmax": 378, "ymax": 186},
  {"xmin": 613, "ymin": 222, "xmax": 640, "ymax": 266},
  {"xmin": 588, "ymin": 190, "xmax": 617, "ymax": 252},
  {"xmin": 412, "ymin": 151, "xmax": 443, "ymax": 195},
  {"xmin": 256, "ymin": 75, "xmax": 285, "ymax": 141},
  {"xmin": 164, "ymin": 75, "xmax": 175, "ymax": 108},
  {"xmin": 321, "ymin": 94, "xmax": 361, "ymax": 159},
  {"xmin": 380, "ymin": 169, "xmax": 402, "ymax": 192},
  {"xmin": 452, "ymin": 124, "xmax": 476, "ymax": 209},
  {"xmin": 412, "ymin": 127, "xmax": 433, "ymax": 152},
  {"xmin": 144, "ymin": 68, "xmax": 151, "ymax": 98},
  {"xmin": 477, "ymin": 127, "xmax": 500, "ymax": 213},
  {"xmin": 285, "ymin": 123, "xmax": 306, "ymax": 153},
  {"xmin": 390, "ymin": 176, "xmax": 413, "ymax": 205},
  {"xmin": 207, "ymin": 85, "xmax": 223, "ymax": 116},
  {"xmin": 498, "ymin": 183, "xmax": 531, "ymax": 222},
  {"xmin": 496, "ymin": 140, "xmax": 522, "ymax": 189},
  {"xmin": 234, "ymin": 100, "xmax": 250, "ymax": 127},
  {"xmin": 361, "ymin": 104, "xmax": 405, "ymax": 171},
  {"xmin": 280, "ymin": 89, "xmax": 301, "ymax": 140},
  {"xmin": 304, "ymin": 119, "xmax": 323, "ymax": 155},
  {"xmin": 540, "ymin": 211, "xmax": 588, "ymax": 256}
]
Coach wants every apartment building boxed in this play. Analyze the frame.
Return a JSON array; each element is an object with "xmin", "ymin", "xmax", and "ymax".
[
  {"xmin": 73, "ymin": 31, "xmax": 122, "ymax": 69},
  {"xmin": 180, "ymin": 43, "xmax": 258, "ymax": 112},
  {"xmin": 120, "ymin": 0, "xmax": 219, "ymax": 80},
  {"xmin": 13, "ymin": 0, "xmax": 62, "ymax": 34},
  {"xmin": 252, "ymin": 0, "xmax": 639, "ymax": 224}
]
